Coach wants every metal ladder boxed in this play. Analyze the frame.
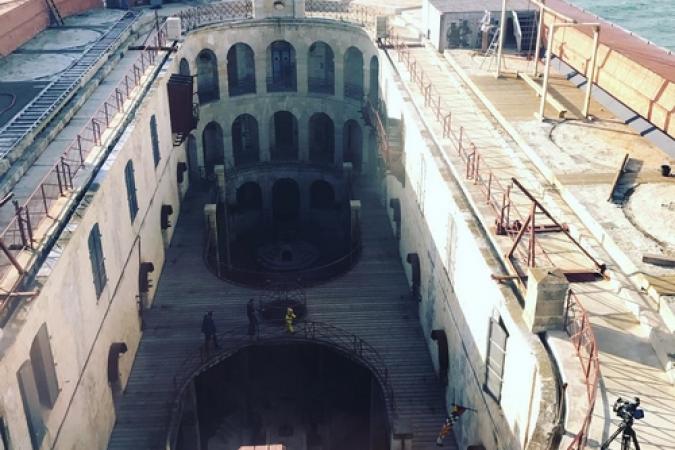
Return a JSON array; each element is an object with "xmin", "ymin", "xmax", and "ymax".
[
  {"xmin": 0, "ymin": 12, "xmax": 138, "ymax": 160},
  {"xmin": 44, "ymin": 0, "xmax": 64, "ymax": 26},
  {"xmin": 480, "ymin": 27, "xmax": 501, "ymax": 71}
]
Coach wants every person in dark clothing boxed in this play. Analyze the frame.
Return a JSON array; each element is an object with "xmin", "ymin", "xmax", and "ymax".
[
  {"xmin": 247, "ymin": 299, "xmax": 258, "ymax": 336},
  {"xmin": 201, "ymin": 311, "xmax": 218, "ymax": 350}
]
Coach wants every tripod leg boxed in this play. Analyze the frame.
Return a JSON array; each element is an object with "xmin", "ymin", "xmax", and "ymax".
[
  {"xmin": 628, "ymin": 428, "xmax": 641, "ymax": 450},
  {"xmin": 601, "ymin": 424, "xmax": 625, "ymax": 450}
]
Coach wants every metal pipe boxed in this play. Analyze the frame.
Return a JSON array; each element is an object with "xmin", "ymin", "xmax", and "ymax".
[
  {"xmin": 538, "ymin": 23, "xmax": 556, "ymax": 120},
  {"xmin": 582, "ymin": 27, "xmax": 600, "ymax": 118},
  {"xmin": 496, "ymin": 0, "xmax": 508, "ymax": 78}
]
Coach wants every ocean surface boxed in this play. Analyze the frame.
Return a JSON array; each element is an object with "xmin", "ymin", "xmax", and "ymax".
[{"xmin": 570, "ymin": 0, "xmax": 675, "ymax": 51}]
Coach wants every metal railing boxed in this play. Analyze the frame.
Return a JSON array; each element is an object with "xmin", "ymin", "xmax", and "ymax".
[
  {"xmin": 167, "ymin": 319, "xmax": 395, "ymax": 448},
  {"xmin": 176, "ymin": 0, "xmax": 380, "ymax": 34},
  {"xmin": 178, "ymin": 0, "xmax": 253, "ymax": 32},
  {"xmin": 563, "ymin": 290, "xmax": 601, "ymax": 450},
  {"xmin": 382, "ymin": 33, "xmax": 605, "ymax": 292},
  {"xmin": 0, "ymin": 23, "xmax": 167, "ymax": 316}
]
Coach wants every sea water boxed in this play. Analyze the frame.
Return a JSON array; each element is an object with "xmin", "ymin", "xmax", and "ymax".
[{"xmin": 570, "ymin": 0, "xmax": 675, "ymax": 51}]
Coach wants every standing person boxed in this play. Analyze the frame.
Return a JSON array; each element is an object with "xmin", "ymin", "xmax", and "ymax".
[
  {"xmin": 247, "ymin": 298, "xmax": 258, "ymax": 336},
  {"xmin": 201, "ymin": 311, "xmax": 218, "ymax": 351},
  {"xmin": 285, "ymin": 306, "xmax": 296, "ymax": 334}
]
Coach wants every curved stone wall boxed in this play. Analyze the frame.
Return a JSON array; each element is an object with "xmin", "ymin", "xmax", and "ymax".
[{"xmin": 177, "ymin": 19, "xmax": 379, "ymax": 177}]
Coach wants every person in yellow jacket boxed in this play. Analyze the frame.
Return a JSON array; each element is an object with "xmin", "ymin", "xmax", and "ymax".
[{"xmin": 285, "ymin": 306, "xmax": 296, "ymax": 333}]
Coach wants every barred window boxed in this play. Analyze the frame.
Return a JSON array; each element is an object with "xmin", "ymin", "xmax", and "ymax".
[
  {"xmin": 485, "ymin": 317, "xmax": 508, "ymax": 402},
  {"xmin": 88, "ymin": 223, "xmax": 107, "ymax": 298},
  {"xmin": 150, "ymin": 115, "xmax": 160, "ymax": 167},
  {"xmin": 124, "ymin": 160, "xmax": 138, "ymax": 221}
]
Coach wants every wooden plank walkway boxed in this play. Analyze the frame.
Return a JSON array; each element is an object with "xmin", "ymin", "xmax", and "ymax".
[{"xmin": 107, "ymin": 181, "xmax": 451, "ymax": 450}]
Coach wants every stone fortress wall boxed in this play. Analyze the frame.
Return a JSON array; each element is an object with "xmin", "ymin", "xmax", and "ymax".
[
  {"xmin": 378, "ymin": 54, "xmax": 555, "ymax": 450},
  {"xmin": 0, "ymin": 52, "xmax": 187, "ymax": 450}
]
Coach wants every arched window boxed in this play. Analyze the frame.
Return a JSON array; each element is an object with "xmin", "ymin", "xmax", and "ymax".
[
  {"xmin": 343, "ymin": 119, "xmax": 362, "ymax": 171},
  {"xmin": 236, "ymin": 182, "xmax": 263, "ymax": 212},
  {"xmin": 232, "ymin": 114, "xmax": 260, "ymax": 166},
  {"xmin": 196, "ymin": 49, "xmax": 219, "ymax": 103},
  {"xmin": 202, "ymin": 122, "xmax": 224, "ymax": 176},
  {"xmin": 369, "ymin": 56, "xmax": 379, "ymax": 103},
  {"xmin": 272, "ymin": 178, "xmax": 301, "ymax": 221},
  {"xmin": 270, "ymin": 111, "xmax": 298, "ymax": 161},
  {"xmin": 179, "ymin": 58, "xmax": 190, "ymax": 76},
  {"xmin": 309, "ymin": 113, "xmax": 335, "ymax": 164},
  {"xmin": 150, "ymin": 115, "xmax": 160, "ymax": 167},
  {"xmin": 88, "ymin": 223, "xmax": 107, "ymax": 299},
  {"xmin": 308, "ymin": 41, "xmax": 334, "ymax": 95},
  {"xmin": 267, "ymin": 41, "xmax": 296, "ymax": 92},
  {"xmin": 227, "ymin": 43, "xmax": 256, "ymax": 96},
  {"xmin": 344, "ymin": 47, "xmax": 364, "ymax": 100},
  {"xmin": 310, "ymin": 180, "xmax": 335, "ymax": 209}
]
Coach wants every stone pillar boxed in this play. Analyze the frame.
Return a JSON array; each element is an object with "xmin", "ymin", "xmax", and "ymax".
[
  {"xmin": 524, "ymin": 268, "xmax": 569, "ymax": 333},
  {"xmin": 259, "ymin": 112, "xmax": 271, "ymax": 162},
  {"xmin": 343, "ymin": 162, "xmax": 353, "ymax": 197},
  {"xmin": 204, "ymin": 204, "xmax": 220, "ymax": 275},
  {"xmin": 335, "ymin": 58, "xmax": 344, "ymax": 99},
  {"xmin": 350, "ymin": 199, "xmax": 361, "ymax": 245},
  {"xmin": 214, "ymin": 165, "xmax": 226, "ymax": 201},
  {"xmin": 223, "ymin": 118, "xmax": 235, "ymax": 171},
  {"xmin": 298, "ymin": 112, "xmax": 309, "ymax": 161},
  {"xmin": 255, "ymin": 51, "xmax": 267, "ymax": 95},
  {"xmin": 390, "ymin": 418, "xmax": 413, "ymax": 450},
  {"xmin": 334, "ymin": 116, "xmax": 344, "ymax": 166},
  {"xmin": 296, "ymin": 43, "xmax": 309, "ymax": 96}
]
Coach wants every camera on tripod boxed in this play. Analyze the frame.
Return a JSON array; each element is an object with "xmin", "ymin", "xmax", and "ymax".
[{"xmin": 613, "ymin": 397, "xmax": 645, "ymax": 423}]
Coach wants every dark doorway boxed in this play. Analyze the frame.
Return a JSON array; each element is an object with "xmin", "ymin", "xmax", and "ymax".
[
  {"xmin": 344, "ymin": 47, "xmax": 364, "ymax": 100},
  {"xmin": 272, "ymin": 178, "xmax": 301, "ymax": 221},
  {"xmin": 236, "ymin": 182, "xmax": 263, "ymax": 212},
  {"xmin": 186, "ymin": 134, "xmax": 199, "ymax": 181},
  {"xmin": 196, "ymin": 49, "xmax": 219, "ymax": 103},
  {"xmin": 227, "ymin": 43, "xmax": 256, "ymax": 96},
  {"xmin": 431, "ymin": 329, "xmax": 449, "ymax": 385},
  {"xmin": 192, "ymin": 344, "xmax": 389, "ymax": 450},
  {"xmin": 271, "ymin": 111, "xmax": 299, "ymax": 160},
  {"xmin": 308, "ymin": 41, "xmax": 335, "ymax": 95},
  {"xmin": 343, "ymin": 119, "xmax": 362, "ymax": 171},
  {"xmin": 309, "ymin": 113, "xmax": 335, "ymax": 164},
  {"xmin": 369, "ymin": 56, "xmax": 379, "ymax": 104},
  {"xmin": 179, "ymin": 58, "xmax": 190, "ymax": 76},
  {"xmin": 202, "ymin": 122, "xmax": 225, "ymax": 177},
  {"xmin": 232, "ymin": 114, "xmax": 260, "ymax": 166},
  {"xmin": 310, "ymin": 180, "xmax": 335, "ymax": 209},
  {"xmin": 268, "ymin": 41, "xmax": 296, "ymax": 92}
]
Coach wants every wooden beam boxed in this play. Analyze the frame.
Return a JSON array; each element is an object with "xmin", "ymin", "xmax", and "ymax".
[
  {"xmin": 518, "ymin": 71, "xmax": 567, "ymax": 118},
  {"xmin": 643, "ymin": 254, "xmax": 675, "ymax": 268}
]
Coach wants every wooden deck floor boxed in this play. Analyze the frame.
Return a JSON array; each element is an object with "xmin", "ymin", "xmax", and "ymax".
[{"xmin": 107, "ymin": 181, "xmax": 450, "ymax": 450}]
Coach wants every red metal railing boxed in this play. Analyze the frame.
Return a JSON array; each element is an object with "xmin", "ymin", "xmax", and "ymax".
[
  {"xmin": 0, "ymin": 24, "xmax": 167, "ymax": 311},
  {"xmin": 564, "ymin": 289, "xmax": 601, "ymax": 450},
  {"xmin": 381, "ymin": 33, "xmax": 604, "ymax": 289}
]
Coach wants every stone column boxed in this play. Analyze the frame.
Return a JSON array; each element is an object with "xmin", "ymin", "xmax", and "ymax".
[
  {"xmin": 298, "ymin": 111, "xmax": 309, "ymax": 162},
  {"xmin": 335, "ymin": 57, "xmax": 345, "ymax": 99},
  {"xmin": 390, "ymin": 418, "xmax": 413, "ymax": 450},
  {"xmin": 214, "ymin": 165, "xmax": 226, "ymax": 201},
  {"xmin": 350, "ymin": 199, "xmax": 361, "ymax": 245},
  {"xmin": 204, "ymin": 204, "xmax": 220, "ymax": 275},
  {"xmin": 524, "ymin": 268, "xmax": 569, "ymax": 333},
  {"xmin": 296, "ymin": 42, "xmax": 309, "ymax": 96}
]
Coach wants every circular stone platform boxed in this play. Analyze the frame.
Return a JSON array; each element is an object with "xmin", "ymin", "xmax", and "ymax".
[
  {"xmin": 257, "ymin": 240, "xmax": 321, "ymax": 272},
  {"xmin": 626, "ymin": 183, "xmax": 675, "ymax": 247},
  {"xmin": 21, "ymin": 29, "xmax": 102, "ymax": 51},
  {"xmin": 0, "ymin": 54, "xmax": 76, "ymax": 82}
]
